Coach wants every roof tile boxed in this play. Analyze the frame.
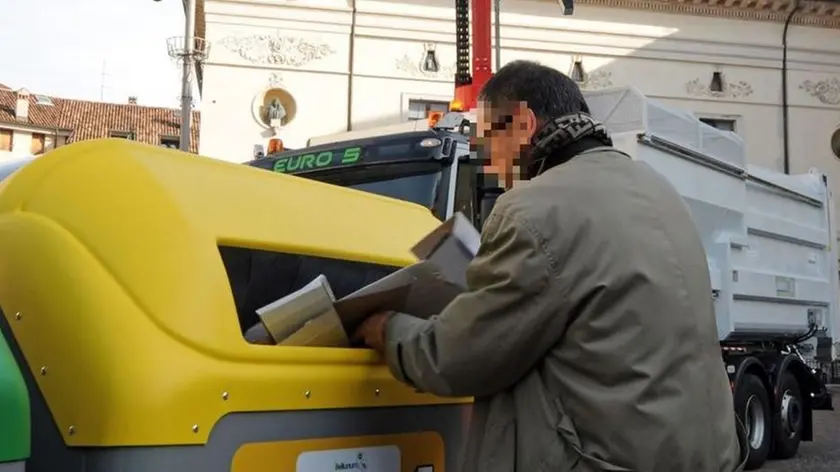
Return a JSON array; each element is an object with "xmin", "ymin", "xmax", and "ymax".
[{"xmin": 0, "ymin": 89, "xmax": 200, "ymax": 153}]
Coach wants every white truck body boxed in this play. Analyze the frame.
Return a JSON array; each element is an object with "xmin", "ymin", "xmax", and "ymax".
[
  {"xmin": 307, "ymin": 120, "xmax": 432, "ymax": 147},
  {"xmin": 584, "ymin": 87, "xmax": 840, "ymax": 361},
  {"xmin": 306, "ymin": 86, "xmax": 840, "ymax": 361}
]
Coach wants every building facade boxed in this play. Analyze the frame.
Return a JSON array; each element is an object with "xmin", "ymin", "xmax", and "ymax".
[
  {"xmin": 0, "ymin": 85, "xmax": 200, "ymax": 159},
  {"xmin": 198, "ymin": 0, "xmax": 840, "ymax": 180}
]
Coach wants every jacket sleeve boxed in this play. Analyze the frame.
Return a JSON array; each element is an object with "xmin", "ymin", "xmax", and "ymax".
[{"xmin": 383, "ymin": 201, "xmax": 569, "ymax": 398}]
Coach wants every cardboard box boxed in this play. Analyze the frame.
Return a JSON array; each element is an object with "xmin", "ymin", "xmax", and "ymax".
[
  {"xmin": 332, "ymin": 212, "xmax": 480, "ymax": 332},
  {"xmin": 332, "ymin": 260, "xmax": 464, "ymax": 333},
  {"xmin": 410, "ymin": 212, "xmax": 480, "ymax": 289}
]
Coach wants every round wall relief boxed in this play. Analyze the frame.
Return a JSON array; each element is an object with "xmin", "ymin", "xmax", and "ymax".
[
  {"xmin": 832, "ymin": 127, "xmax": 840, "ymax": 159},
  {"xmin": 252, "ymin": 86, "xmax": 297, "ymax": 132}
]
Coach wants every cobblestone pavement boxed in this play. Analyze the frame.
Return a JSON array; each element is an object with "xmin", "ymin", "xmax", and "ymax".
[{"xmin": 759, "ymin": 387, "xmax": 840, "ymax": 472}]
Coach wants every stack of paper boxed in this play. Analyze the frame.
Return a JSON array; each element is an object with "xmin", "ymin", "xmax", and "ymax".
[{"xmin": 243, "ymin": 212, "xmax": 481, "ymax": 348}]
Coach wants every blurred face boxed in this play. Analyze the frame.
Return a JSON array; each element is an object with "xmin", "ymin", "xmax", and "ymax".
[{"xmin": 474, "ymin": 100, "xmax": 537, "ymax": 189}]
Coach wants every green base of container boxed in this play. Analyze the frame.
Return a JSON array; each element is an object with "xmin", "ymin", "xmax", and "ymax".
[{"xmin": 0, "ymin": 331, "xmax": 29, "ymax": 463}]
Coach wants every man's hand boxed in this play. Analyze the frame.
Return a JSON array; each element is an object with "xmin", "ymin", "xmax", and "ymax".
[{"xmin": 353, "ymin": 311, "xmax": 393, "ymax": 352}]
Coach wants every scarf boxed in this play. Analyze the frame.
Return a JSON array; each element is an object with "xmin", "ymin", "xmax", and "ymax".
[{"xmin": 526, "ymin": 112, "xmax": 613, "ymax": 178}]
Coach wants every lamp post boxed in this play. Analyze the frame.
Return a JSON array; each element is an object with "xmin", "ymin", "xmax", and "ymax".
[
  {"xmin": 160, "ymin": 0, "xmax": 198, "ymax": 152},
  {"xmin": 179, "ymin": 0, "xmax": 197, "ymax": 152}
]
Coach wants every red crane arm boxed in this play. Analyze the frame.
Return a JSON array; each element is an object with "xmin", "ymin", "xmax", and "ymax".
[
  {"xmin": 452, "ymin": 0, "xmax": 492, "ymax": 111},
  {"xmin": 451, "ymin": 0, "xmax": 575, "ymax": 112}
]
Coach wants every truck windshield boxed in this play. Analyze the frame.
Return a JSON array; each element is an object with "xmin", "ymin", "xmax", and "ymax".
[
  {"xmin": 247, "ymin": 130, "xmax": 465, "ymax": 218},
  {"xmin": 306, "ymin": 160, "xmax": 446, "ymax": 211}
]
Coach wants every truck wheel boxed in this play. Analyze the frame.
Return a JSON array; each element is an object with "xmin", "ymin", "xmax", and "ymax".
[
  {"xmin": 770, "ymin": 372, "xmax": 803, "ymax": 459},
  {"xmin": 735, "ymin": 373, "xmax": 771, "ymax": 470}
]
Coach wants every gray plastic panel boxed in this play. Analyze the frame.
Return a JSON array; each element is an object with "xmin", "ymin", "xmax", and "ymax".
[{"xmin": 0, "ymin": 462, "xmax": 24, "ymax": 472}]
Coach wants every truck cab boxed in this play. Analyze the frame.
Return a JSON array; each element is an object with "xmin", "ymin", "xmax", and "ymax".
[{"xmin": 245, "ymin": 125, "xmax": 491, "ymax": 225}]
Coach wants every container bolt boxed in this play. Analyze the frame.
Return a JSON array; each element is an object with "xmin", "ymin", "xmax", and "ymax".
[
  {"xmin": 192, "ymin": 424, "xmax": 199, "ymax": 433},
  {"xmin": 375, "ymin": 389, "xmax": 381, "ymax": 396},
  {"xmin": 14, "ymin": 312, "xmax": 22, "ymax": 320},
  {"xmin": 68, "ymin": 426, "xmax": 75, "ymax": 436},
  {"xmin": 40, "ymin": 366, "xmax": 47, "ymax": 376},
  {"xmin": 222, "ymin": 391, "xmax": 229, "ymax": 400},
  {"xmin": 304, "ymin": 390, "xmax": 311, "ymax": 399}
]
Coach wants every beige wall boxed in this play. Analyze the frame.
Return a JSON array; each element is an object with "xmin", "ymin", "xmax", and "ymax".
[
  {"xmin": 199, "ymin": 0, "xmax": 840, "ymax": 185},
  {"xmin": 0, "ymin": 125, "xmax": 68, "ymax": 160}
]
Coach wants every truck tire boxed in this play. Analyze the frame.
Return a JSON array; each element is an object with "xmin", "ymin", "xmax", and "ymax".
[
  {"xmin": 735, "ymin": 373, "xmax": 771, "ymax": 470},
  {"xmin": 770, "ymin": 372, "xmax": 803, "ymax": 460}
]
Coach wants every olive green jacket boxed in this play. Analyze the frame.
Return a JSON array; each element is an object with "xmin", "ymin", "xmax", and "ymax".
[{"xmin": 385, "ymin": 148, "xmax": 745, "ymax": 472}]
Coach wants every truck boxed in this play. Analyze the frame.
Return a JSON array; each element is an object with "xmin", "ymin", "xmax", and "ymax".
[{"xmin": 248, "ymin": 85, "xmax": 837, "ymax": 470}]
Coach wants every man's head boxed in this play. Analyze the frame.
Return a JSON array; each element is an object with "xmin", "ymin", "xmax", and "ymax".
[{"xmin": 475, "ymin": 60, "xmax": 589, "ymax": 187}]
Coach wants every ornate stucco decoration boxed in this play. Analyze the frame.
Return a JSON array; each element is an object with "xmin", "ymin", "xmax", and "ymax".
[
  {"xmin": 219, "ymin": 34, "xmax": 335, "ymax": 67},
  {"xmin": 567, "ymin": 55, "xmax": 613, "ymax": 91},
  {"xmin": 685, "ymin": 71, "xmax": 754, "ymax": 99},
  {"xmin": 268, "ymin": 72, "xmax": 285, "ymax": 88},
  {"xmin": 575, "ymin": 0, "xmax": 840, "ymax": 29},
  {"xmin": 799, "ymin": 78, "xmax": 840, "ymax": 106},
  {"xmin": 394, "ymin": 47, "xmax": 456, "ymax": 80},
  {"xmin": 579, "ymin": 70, "xmax": 614, "ymax": 90}
]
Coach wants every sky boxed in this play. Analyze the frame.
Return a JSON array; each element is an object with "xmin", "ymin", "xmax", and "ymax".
[{"xmin": 0, "ymin": 0, "xmax": 192, "ymax": 109}]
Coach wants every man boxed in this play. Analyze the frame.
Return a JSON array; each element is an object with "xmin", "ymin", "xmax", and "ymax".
[{"xmin": 355, "ymin": 60, "xmax": 745, "ymax": 472}]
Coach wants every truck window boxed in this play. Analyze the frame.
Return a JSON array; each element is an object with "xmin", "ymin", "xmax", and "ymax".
[
  {"xmin": 453, "ymin": 161, "xmax": 478, "ymax": 225},
  {"xmin": 248, "ymin": 131, "xmax": 466, "ymax": 219},
  {"xmin": 308, "ymin": 161, "xmax": 449, "ymax": 218}
]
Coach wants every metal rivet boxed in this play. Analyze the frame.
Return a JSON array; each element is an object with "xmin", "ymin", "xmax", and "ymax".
[
  {"xmin": 40, "ymin": 366, "xmax": 47, "ymax": 376},
  {"xmin": 191, "ymin": 424, "xmax": 199, "ymax": 433},
  {"xmin": 14, "ymin": 312, "xmax": 22, "ymax": 320},
  {"xmin": 68, "ymin": 426, "xmax": 75, "ymax": 435},
  {"xmin": 304, "ymin": 390, "xmax": 311, "ymax": 398},
  {"xmin": 375, "ymin": 389, "xmax": 381, "ymax": 396},
  {"xmin": 222, "ymin": 391, "xmax": 229, "ymax": 400}
]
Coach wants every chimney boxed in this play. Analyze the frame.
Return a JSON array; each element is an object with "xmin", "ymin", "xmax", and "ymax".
[
  {"xmin": 128, "ymin": 96, "xmax": 138, "ymax": 105},
  {"xmin": 14, "ymin": 88, "xmax": 30, "ymax": 122}
]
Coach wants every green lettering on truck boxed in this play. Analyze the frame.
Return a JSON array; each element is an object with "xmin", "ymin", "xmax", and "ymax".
[
  {"xmin": 342, "ymin": 147, "xmax": 361, "ymax": 164},
  {"xmin": 272, "ymin": 146, "xmax": 363, "ymax": 174}
]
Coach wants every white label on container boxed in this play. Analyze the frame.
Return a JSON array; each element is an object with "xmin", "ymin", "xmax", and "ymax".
[{"xmin": 297, "ymin": 445, "xmax": 400, "ymax": 472}]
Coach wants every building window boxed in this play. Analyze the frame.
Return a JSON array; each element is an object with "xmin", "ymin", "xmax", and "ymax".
[
  {"xmin": 109, "ymin": 131, "xmax": 134, "ymax": 139},
  {"xmin": 407, "ymin": 99, "xmax": 449, "ymax": 121},
  {"xmin": 31, "ymin": 133, "xmax": 46, "ymax": 155},
  {"xmin": 0, "ymin": 129, "xmax": 12, "ymax": 151},
  {"xmin": 160, "ymin": 136, "xmax": 180, "ymax": 149},
  {"xmin": 33, "ymin": 94, "xmax": 54, "ymax": 106},
  {"xmin": 699, "ymin": 118, "xmax": 736, "ymax": 133}
]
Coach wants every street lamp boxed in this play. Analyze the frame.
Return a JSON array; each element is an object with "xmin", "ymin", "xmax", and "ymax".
[{"xmin": 160, "ymin": 0, "xmax": 199, "ymax": 152}]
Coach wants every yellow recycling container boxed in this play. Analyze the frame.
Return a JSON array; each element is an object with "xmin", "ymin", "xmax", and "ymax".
[{"xmin": 0, "ymin": 139, "xmax": 469, "ymax": 472}]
